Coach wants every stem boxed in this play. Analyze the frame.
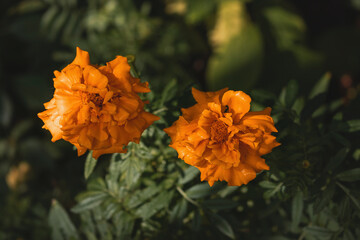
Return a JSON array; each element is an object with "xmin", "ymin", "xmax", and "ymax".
[{"xmin": 176, "ymin": 186, "xmax": 200, "ymax": 207}]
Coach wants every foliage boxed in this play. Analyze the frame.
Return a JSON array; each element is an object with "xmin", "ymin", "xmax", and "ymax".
[{"xmin": 1, "ymin": 0, "xmax": 360, "ymax": 239}]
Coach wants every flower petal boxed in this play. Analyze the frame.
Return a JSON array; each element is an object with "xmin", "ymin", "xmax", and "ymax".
[
  {"xmin": 222, "ymin": 90, "xmax": 251, "ymax": 123},
  {"xmin": 71, "ymin": 47, "xmax": 90, "ymax": 66}
]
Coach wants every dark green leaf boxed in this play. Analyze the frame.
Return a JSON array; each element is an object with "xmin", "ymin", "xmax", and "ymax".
[
  {"xmin": 285, "ymin": 79, "xmax": 298, "ymax": 108},
  {"xmin": 203, "ymin": 199, "xmax": 238, "ymax": 210},
  {"xmin": 71, "ymin": 192, "xmax": 108, "ymax": 213},
  {"xmin": 169, "ymin": 198, "xmax": 188, "ymax": 224},
  {"xmin": 127, "ymin": 185, "xmax": 161, "ymax": 209},
  {"xmin": 49, "ymin": 199, "xmax": 79, "ymax": 240},
  {"xmin": 179, "ymin": 166, "xmax": 199, "ymax": 185},
  {"xmin": 135, "ymin": 191, "xmax": 174, "ymax": 219},
  {"xmin": 304, "ymin": 226, "xmax": 334, "ymax": 239},
  {"xmin": 313, "ymin": 185, "xmax": 335, "ymax": 214},
  {"xmin": 84, "ymin": 151, "xmax": 97, "ymax": 180},
  {"xmin": 291, "ymin": 191, "xmax": 303, "ymax": 230},
  {"xmin": 309, "ymin": 72, "xmax": 331, "ymax": 99},
  {"xmin": 301, "ymin": 93, "xmax": 326, "ymax": 121},
  {"xmin": 161, "ymin": 79, "xmax": 177, "ymax": 105},
  {"xmin": 185, "ymin": 183, "xmax": 212, "ymax": 199},
  {"xmin": 325, "ymin": 148, "xmax": 349, "ymax": 172},
  {"xmin": 209, "ymin": 212, "xmax": 235, "ymax": 239},
  {"xmin": 337, "ymin": 182, "xmax": 360, "ymax": 210},
  {"xmin": 337, "ymin": 168, "xmax": 360, "ymax": 182}
]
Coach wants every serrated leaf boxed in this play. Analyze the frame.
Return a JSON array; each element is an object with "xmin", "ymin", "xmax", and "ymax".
[
  {"xmin": 291, "ymin": 191, "xmax": 303, "ymax": 230},
  {"xmin": 337, "ymin": 168, "xmax": 360, "ymax": 182},
  {"xmin": 209, "ymin": 212, "xmax": 235, "ymax": 239},
  {"xmin": 49, "ymin": 199, "xmax": 79, "ymax": 240},
  {"xmin": 285, "ymin": 79, "xmax": 298, "ymax": 108},
  {"xmin": 71, "ymin": 192, "xmax": 108, "ymax": 213},
  {"xmin": 112, "ymin": 212, "xmax": 134, "ymax": 239},
  {"xmin": 84, "ymin": 151, "xmax": 97, "ymax": 180},
  {"xmin": 127, "ymin": 185, "xmax": 161, "ymax": 209},
  {"xmin": 120, "ymin": 156, "xmax": 144, "ymax": 187},
  {"xmin": 135, "ymin": 191, "xmax": 174, "ymax": 219}
]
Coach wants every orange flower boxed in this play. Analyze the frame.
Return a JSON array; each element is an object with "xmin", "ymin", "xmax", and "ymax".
[
  {"xmin": 38, "ymin": 47, "xmax": 159, "ymax": 159},
  {"xmin": 164, "ymin": 88, "xmax": 280, "ymax": 186}
]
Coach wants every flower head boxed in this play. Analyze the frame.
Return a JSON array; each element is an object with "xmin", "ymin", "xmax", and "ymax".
[
  {"xmin": 38, "ymin": 47, "xmax": 159, "ymax": 159},
  {"xmin": 164, "ymin": 88, "xmax": 280, "ymax": 186}
]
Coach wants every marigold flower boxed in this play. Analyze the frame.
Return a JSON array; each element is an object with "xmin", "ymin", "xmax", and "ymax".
[
  {"xmin": 38, "ymin": 47, "xmax": 159, "ymax": 159},
  {"xmin": 164, "ymin": 88, "xmax": 280, "ymax": 186}
]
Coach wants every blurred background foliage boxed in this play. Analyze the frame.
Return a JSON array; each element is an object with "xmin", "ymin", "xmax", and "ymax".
[{"xmin": 1, "ymin": 0, "xmax": 360, "ymax": 239}]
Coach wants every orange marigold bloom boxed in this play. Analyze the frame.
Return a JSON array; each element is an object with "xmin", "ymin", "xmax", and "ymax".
[
  {"xmin": 164, "ymin": 88, "xmax": 280, "ymax": 186},
  {"xmin": 38, "ymin": 47, "xmax": 159, "ymax": 159}
]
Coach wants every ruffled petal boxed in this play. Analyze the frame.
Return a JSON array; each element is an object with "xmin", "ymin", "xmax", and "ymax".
[
  {"xmin": 222, "ymin": 90, "xmax": 251, "ymax": 123},
  {"xmin": 71, "ymin": 47, "xmax": 90, "ymax": 66}
]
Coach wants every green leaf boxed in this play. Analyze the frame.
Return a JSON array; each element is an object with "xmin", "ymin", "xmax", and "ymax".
[
  {"xmin": 203, "ymin": 199, "xmax": 238, "ymax": 210},
  {"xmin": 135, "ymin": 191, "xmax": 174, "ymax": 219},
  {"xmin": 337, "ymin": 182, "xmax": 360, "ymax": 210},
  {"xmin": 313, "ymin": 185, "xmax": 335, "ymax": 214},
  {"xmin": 48, "ymin": 199, "xmax": 79, "ymax": 240},
  {"xmin": 291, "ymin": 191, "xmax": 303, "ymax": 230},
  {"xmin": 344, "ymin": 120, "xmax": 360, "ymax": 132},
  {"xmin": 337, "ymin": 168, "xmax": 360, "ymax": 182},
  {"xmin": 209, "ymin": 212, "xmax": 235, "ymax": 239},
  {"xmin": 325, "ymin": 148, "xmax": 349, "ymax": 172},
  {"xmin": 185, "ymin": 183, "xmax": 212, "ymax": 199},
  {"xmin": 285, "ymin": 80, "xmax": 298, "ymax": 108},
  {"xmin": 304, "ymin": 226, "xmax": 334, "ymax": 239},
  {"xmin": 259, "ymin": 181, "xmax": 278, "ymax": 189},
  {"xmin": 309, "ymin": 72, "xmax": 331, "ymax": 99},
  {"xmin": 112, "ymin": 212, "xmax": 134, "ymax": 239},
  {"xmin": 120, "ymin": 156, "xmax": 144, "ymax": 187},
  {"xmin": 301, "ymin": 93, "xmax": 326, "ymax": 121},
  {"xmin": 127, "ymin": 185, "xmax": 161, "ymax": 209},
  {"xmin": 71, "ymin": 191, "xmax": 108, "ymax": 213},
  {"xmin": 179, "ymin": 166, "xmax": 200, "ymax": 185},
  {"xmin": 169, "ymin": 198, "xmax": 188, "ymax": 224},
  {"xmin": 84, "ymin": 151, "xmax": 97, "ymax": 180},
  {"xmin": 218, "ymin": 186, "xmax": 239, "ymax": 198},
  {"xmin": 160, "ymin": 79, "xmax": 177, "ymax": 105}
]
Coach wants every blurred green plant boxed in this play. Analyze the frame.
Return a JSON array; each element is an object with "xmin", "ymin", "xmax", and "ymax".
[{"xmin": 1, "ymin": 0, "xmax": 360, "ymax": 239}]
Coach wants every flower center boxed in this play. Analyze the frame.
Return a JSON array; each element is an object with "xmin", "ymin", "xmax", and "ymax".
[
  {"xmin": 210, "ymin": 120, "xmax": 229, "ymax": 143},
  {"xmin": 87, "ymin": 93, "xmax": 104, "ymax": 107}
]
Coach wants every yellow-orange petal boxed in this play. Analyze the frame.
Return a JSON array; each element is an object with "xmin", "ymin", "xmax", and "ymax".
[
  {"xmin": 241, "ymin": 108, "xmax": 277, "ymax": 133},
  {"xmin": 92, "ymin": 144, "xmax": 127, "ymax": 159},
  {"xmin": 192, "ymin": 87, "xmax": 228, "ymax": 105},
  {"xmin": 83, "ymin": 65, "xmax": 108, "ymax": 90},
  {"xmin": 71, "ymin": 47, "xmax": 90, "ymax": 66},
  {"xmin": 221, "ymin": 90, "xmax": 251, "ymax": 123},
  {"xmin": 38, "ymin": 99, "xmax": 63, "ymax": 142}
]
